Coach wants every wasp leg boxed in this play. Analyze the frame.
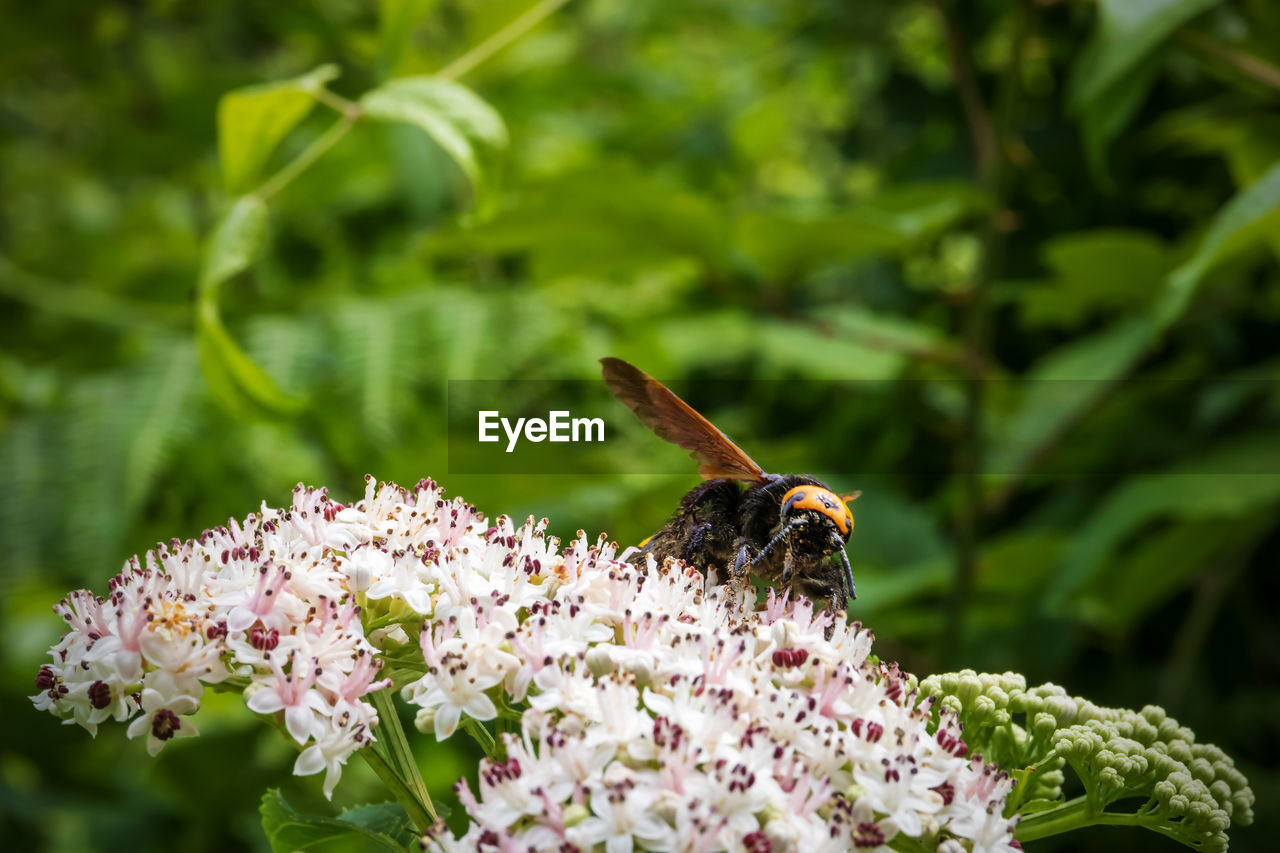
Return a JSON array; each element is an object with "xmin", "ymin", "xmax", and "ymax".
[
  {"xmin": 725, "ymin": 542, "xmax": 752, "ymax": 612},
  {"xmin": 781, "ymin": 545, "xmax": 795, "ymax": 586},
  {"xmin": 826, "ymin": 568, "xmax": 847, "ymax": 616},
  {"xmin": 752, "ymin": 518, "xmax": 803, "ymax": 569},
  {"xmin": 683, "ymin": 521, "xmax": 713, "ymax": 563}
]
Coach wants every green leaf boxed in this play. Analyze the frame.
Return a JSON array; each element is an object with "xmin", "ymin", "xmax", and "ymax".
[
  {"xmin": 424, "ymin": 166, "xmax": 727, "ymax": 278},
  {"xmin": 259, "ymin": 789, "xmax": 416, "ymax": 852},
  {"xmin": 734, "ymin": 182, "xmax": 985, "ymax": 282},
  {"xmin": 652, "ymin": 312, "xmax": 905, "ymax": 380},
  {"xmin": 1020, "ymin": 230, "xmax": 1171, "ymax": 329},
  {"xmin": 1157, "ymin": 159, "xmax": 1280, "ymax": 329},
  {"xmin": 852, "ymin": 559, "xmax": 951, "ymax": 617},
  {"xmin": 1068, "ymin": 0, "xmax": 1220, "ymax": 111},
  {"xmin": 850, "ymin": 486, "xmax": 951, "ymax": 570},
  {"xmin": 360, "ymin": 76, "xmax": 507, "ymax": 199},
  {"xmin": 123, "ymin": 340, "xmax": 197, "ymax": 513},
  {"xmin": 735, "ymin": 210, "xmax": 904, "ymax": 281},
  {"xmin": 196, "ymin": 197, "xmax": 305, "ymax": 419},
  {"xmin": 976, "ymin": 532, "xmax": 1067, "ymax": 597},
  {"xmin": 1079, "ymin": 50, "xmax": 1164, "ymax": 183},
  {"xmin": 199, "ymin": 195, "xmax": 269, "ymax": 296},
  {"xmin": 217, "ymin": 65, "xmax": 340, "ymax": 194},
  {"xmin": 824, "ymin": 305, "xmax": 969, "ymax": 365},
  {"xmin": 1045, "ymin": 434, "xmax": 1280, "ymax": 610},
  {"xmin": 985, "ymin": 318, "xmax": 1155, "ymax": 477},
  {"xmin": 1073, "ymin": 520, "xmax": 1241, "ymax": 631},
  {"xmin": 378, "ymin": 0, "xmax": 440, "ymax": 78}
]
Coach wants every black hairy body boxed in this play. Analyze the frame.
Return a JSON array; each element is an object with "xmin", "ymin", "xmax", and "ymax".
[{"xmin": 631, "ymin": 474, "xmax": 850, "ymax": 607}]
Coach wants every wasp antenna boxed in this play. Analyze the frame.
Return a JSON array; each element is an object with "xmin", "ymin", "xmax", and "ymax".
[
  {"xmin": 840, "ymin": 491, "xmax": 862, "ymax": 505},
  {"xmin": 834, "ymin": 538, "xmax": 855, "ymax": 602}
]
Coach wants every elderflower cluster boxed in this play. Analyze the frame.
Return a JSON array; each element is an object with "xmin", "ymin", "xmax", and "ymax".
[
  {"xmin": 32, "ymin": 484, "xmax": 388, "ymax": 795},
  {"xmin": 34, "ymin": 476, "xmax": 1019, "ymax": 851}
]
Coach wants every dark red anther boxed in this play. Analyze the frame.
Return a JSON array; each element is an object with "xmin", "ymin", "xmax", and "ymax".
[
  {"xmin": 853, "ymin": 821, "xmax": 886, "ymax": 849},
  {"xmin": 250, "ymin": 624, "xmax": 280, "ymax": 651},
  {"xmin": 151, "ymin": 708, "xmax": 182, "ymax": 741},
  {"xmin": 88, "ymin": 680, "xmax": 112, "ymax": 710},
  {"xmin": 34, "ymin": 665, "xmax": 56, "ymax": 690}
]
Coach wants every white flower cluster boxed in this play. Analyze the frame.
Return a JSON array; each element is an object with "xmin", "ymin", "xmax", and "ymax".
[
  {"xmin": 32, "ymin": 483, "xmax": 387, "ymax": 796},
  {"xmin": 34, "ymin": 476, "xmax": 1019, "ymax": 851}
]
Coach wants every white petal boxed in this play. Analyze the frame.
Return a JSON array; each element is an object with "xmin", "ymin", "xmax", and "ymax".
[
  {"xmin": 294, "ymin": 745, "xmax": 326, "ymax": 776},
  {"xmin": 463, "ymin": 693, "xmax": 497, "ymax": 721},
  {"xmin": 435, "ymin": 704, "xmax": 461, "ymax": 740},
  {"xmin": 285, "ymin": 705, "xmax": 316, "ymax": 744},
  {"xmin": 247, "ymin": 689, "xmax": 284, "ymax": 714}
]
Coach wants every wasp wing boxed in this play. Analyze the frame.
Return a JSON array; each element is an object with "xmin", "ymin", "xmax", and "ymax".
[{"xmin": 601, "ymin": 357, "xmax": 770, "ymax": 482}]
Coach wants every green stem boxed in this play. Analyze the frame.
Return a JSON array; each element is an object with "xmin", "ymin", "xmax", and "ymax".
[
  {"xmin": 1016, "ymin": 796, "xmax": 1190, "ymax": 845},
  {"xmin": 1005, "ymin": 752, "xmax": 1052, "ymax": 816},
  {"xmin": 314, "ymin": 85, "xmax": 360, "ymax": 115},
  {"xmin": 463, "ymin": 717, "xmax": 498, "ymax": 756},
  {"xmin": 1014, "ymin": 795, "xmax": 1093, "ymax": 841},
  {"xmin": 360, "ymin": 746, "xmax": 436, "ymax": 833},
  {"xmin": 255, "ymin": 112, "xmax": 358, "ymax": 201},
  {"xmin": 1176, "ymin": 28, "xmax": 1280, "ymax": 93},
  {"xmin": 436, "ymin": 0, "xmax": 571, "ymax": 81},
  {"xmin": 369, "ymin": 687, "xmax": 437, "ymax": 822}
]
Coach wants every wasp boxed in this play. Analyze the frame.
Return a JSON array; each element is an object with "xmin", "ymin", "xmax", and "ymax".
[{"xmin": 601, "ymin": 357, "xmax": 858, "ymax": 612}]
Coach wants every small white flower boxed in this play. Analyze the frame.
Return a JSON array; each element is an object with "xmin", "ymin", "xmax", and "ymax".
[
  {"xmin": 246, "ymin": 651, "xmax": 328, "ymax": 744},
  {"xmin": 402, "ymin": 652, "xmax": 500, "ymax": 740},
  {"xmin": 125, "ymin": 689, "xmax": 201, "ymax": 756}
]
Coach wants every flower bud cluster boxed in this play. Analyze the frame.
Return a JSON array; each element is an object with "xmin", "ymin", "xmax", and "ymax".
[{"xmin": 917, "ymin": 670, "xmax": 1253, "ymax": 852}]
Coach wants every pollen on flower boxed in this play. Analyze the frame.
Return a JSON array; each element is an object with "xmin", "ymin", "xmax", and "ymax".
[{"xmin": 34, "ymin": 475, "xmax": 1019, "ymax": 849}]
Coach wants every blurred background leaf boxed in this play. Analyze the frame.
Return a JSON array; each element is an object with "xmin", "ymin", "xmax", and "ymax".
[{"xmin": 2, "ymin": 0, "xmax": 1278, "ymax": 850}]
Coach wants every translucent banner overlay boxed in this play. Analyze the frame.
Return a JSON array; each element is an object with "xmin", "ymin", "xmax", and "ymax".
[{"xmin": 446, "ymin": 378, "xmax": 1280, "ymax": 475}]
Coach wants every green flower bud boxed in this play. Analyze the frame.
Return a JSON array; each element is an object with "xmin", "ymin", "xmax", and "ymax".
[
  {"xmin": 998, "ymin": 672, "xmax": 1026, "ymax": 694},
  {"xmin": 414, "ymin": 707, "xmax": 435, "ymax": 734},
  {"xmin": 1029, "ymin": 712, "xmax": 1059, "ymax": 737},
  {"xmin": 956, "ymin": 673, "xmax": 982, "ymax": 706},
  {"xmin": 563, "ymin": 804, "xmax": 590, "ymax": 828},
  {"xmin": 585, "ymin": 646, "xmax": 616, "ymax": 678},
  {"xmin": 1190, "ymin": 757, "xmax": 1215, "ymax": 784}
]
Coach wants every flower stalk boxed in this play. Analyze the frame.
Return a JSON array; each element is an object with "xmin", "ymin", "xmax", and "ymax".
[{"xmin": 368, "ymin": 686, "xmax": 437, "ymax": 824}]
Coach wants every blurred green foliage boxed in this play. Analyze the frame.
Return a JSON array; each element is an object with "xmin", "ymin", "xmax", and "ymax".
[{"xmin": 2, "ymin": 0, "xmax": 1279, "ymax": 850}]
